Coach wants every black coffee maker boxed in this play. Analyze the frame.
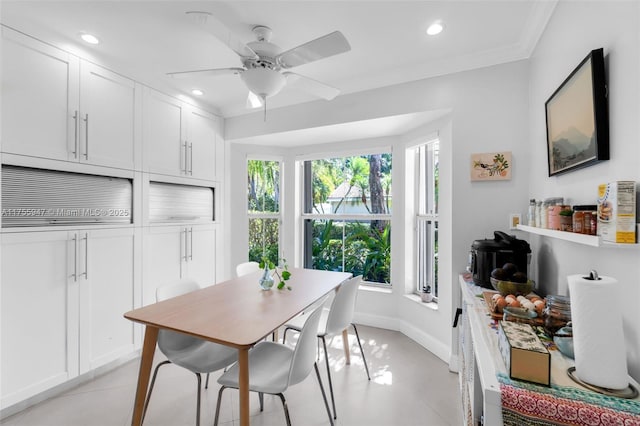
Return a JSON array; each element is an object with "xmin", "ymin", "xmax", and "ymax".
[{"xmin": 469, "ymin": 231, "xmax": 531, "ymax": 288}]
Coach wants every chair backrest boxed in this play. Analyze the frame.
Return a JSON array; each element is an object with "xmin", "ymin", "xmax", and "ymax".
[
  {"xmin": 288, "ymin": 300, "xmax": 327, "ymax": 386},
  {"xmin": 325, "ymin": 276, "xmax": 363, "ymax": 335},
  {"xmin": 156, "ymin": 279, "xmax": 202, "ymax": 353},
  {"xmin": 236, "ymin": 261, "xmax": 261, "ymax": 277}
]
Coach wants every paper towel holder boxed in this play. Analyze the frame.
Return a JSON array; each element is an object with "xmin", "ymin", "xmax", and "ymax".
[
  {"xmin": 584, "ymin": 269, "xmax": 601, "ymax": 280},
  {"xmin": 567, "ymin": 367, "xmax": 638, "ymax": 398}
]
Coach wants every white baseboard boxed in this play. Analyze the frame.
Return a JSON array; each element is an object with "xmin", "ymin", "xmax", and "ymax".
[{"xmin": 354, "ymin": 312, "xmax": 452, "ymax": 365}]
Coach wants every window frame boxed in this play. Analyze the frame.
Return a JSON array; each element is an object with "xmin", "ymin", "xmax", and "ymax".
[
  {"xmin": 246, "ymin": 157, "xmax": 283, "ymax": 262},
  {"xmin": 415, "ymin": 140, "xmax": 439, "ymax": 299},
  {"xmin": 301, "ymin": 152, "xmax": 392, "ymax": 287}
]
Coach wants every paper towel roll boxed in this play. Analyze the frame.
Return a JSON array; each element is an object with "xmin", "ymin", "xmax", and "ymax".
[{"xmin": 568, "ymin": 274, "xmax": 628, "ymax": 390}]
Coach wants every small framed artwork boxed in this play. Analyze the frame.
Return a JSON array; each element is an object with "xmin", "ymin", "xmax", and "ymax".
[
  {"xmin": 509, "ymin": 214, "xmax": 521, "ymax": 230},
  {"xmin": 470, "ymin": 151, "xmax": 511, "ymax": 181},
  {"xmin": 545, "ymin": 48, "xmax": 609, "ymax": 176}
]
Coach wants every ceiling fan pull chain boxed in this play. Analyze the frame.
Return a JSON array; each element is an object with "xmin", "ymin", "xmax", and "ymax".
[{"xmin": 263, "ymin": 96, "xmax": 267, "ymax": 122}]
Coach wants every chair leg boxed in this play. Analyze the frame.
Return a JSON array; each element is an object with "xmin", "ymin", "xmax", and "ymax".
[
  {"xmin": 314, "ymin": 362, "xmax": 335, "ymax": 426},
  {"xmin": 213, "ymin": 385, "xmax": 226, "ymax": 426},
  {"xmin": 282, "ymin": 327, "xmax": 290, "ymax": 344},
  {"xmin": 195, "ymin": 373, "xmax": 202, "ymax": 426},
  {"xmin": 276, "ymin": 393, "xmax": 292, "ymax": 426},
  {"xmin": 351, "ymin": 323, "xmax": 371, "ymax": 380},
  {"xmin": 259, "ymin": 392, "xmax": 264, "ymax": 412},
  {"xmin": 141, "ymin": 360, "xmax": 172, "ymax": 424},
  {"xmin": 320, "ymin": 336, "xmax": 337, "ymax": 419},
  {"xmin": 205, "ymin": 372, "xmax": 210, "ymax": 389}
]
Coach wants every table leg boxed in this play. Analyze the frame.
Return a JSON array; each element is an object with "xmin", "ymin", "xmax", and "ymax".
[
  {"xmin": 238, "ymin": 348, "xmax": 250, "ymax": 426},
  {"xmin": 342, "ymin": 329, "xmax": 351, "ymax": 365},
  {"xmin": 131, "ymin": 326, "xmax": 158, "ymax": 426}
]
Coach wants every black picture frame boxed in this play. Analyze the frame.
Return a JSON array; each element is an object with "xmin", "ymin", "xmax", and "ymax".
[{"xmin": 545, "ymin": 48, "xmax": 609, "ymax": 176}]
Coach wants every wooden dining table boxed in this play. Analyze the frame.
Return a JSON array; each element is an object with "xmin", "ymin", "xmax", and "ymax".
[{"xmin": 124, "ymin": 267, "xmax": 352, "ymax": 426}]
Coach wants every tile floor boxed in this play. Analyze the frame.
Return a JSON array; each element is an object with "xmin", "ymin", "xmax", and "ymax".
[{"xmin": 1, "ymin": 326, "xmax": 462, "ymax": 426}]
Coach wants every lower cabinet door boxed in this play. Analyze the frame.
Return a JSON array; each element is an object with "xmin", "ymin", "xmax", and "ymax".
[
  {"xmin": 0, "ymin": 231, "xmax": 78, "ymax": 408},
  {"xmin": 78, "ymin": 228, "xmax": 137, "ymax": 374},
  {"xmin": 142, "ymin": 225, "xmax": 185, "ymax": 306},
  {"xmin": 183, "ymin": 225, "xmax": 216, "ymax": 287}
]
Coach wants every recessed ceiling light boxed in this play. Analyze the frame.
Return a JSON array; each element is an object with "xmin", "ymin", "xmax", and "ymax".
[
  {"xmin": 80, "ymin": 33, "xmax": 100, "ymax": 44},
  {"xmin": 191, "ymin": 89, "xmax": 204, "ymax": 96},
  {"xmin": 426, "ymin": 21, "xmax": 443, "ymax": 36}
]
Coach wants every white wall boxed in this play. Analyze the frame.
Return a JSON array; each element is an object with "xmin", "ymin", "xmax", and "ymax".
[
  {"xmin": 226, "ymin": 59, "xmax": 530, "ymax": 364},
  {"xmin": 527, "ymin": 1, "xmax": 640, "ymax": 381}
]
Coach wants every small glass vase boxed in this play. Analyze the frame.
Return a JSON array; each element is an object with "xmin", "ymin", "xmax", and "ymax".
[{"xmin": 258, "ymin": 265, "xmax": 274, "ymax": 290}]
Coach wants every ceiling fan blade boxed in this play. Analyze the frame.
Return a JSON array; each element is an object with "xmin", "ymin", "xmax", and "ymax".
[
  {"xmin": 185, "ymin": 11, "xmax": 258, "ymax": 60},
  {"xmin": 246, "ymin": 91, "xmax": 264, "ymax": 109},
  {"xmin": 277, "ymin": 31, "xmax": 351, "ymax": 69},
  {"xmin": 283, "ymin": 72, "xmax": 340, "ymax": 100},
  {"xmin": 167, "ymin": 67, "xmax": 244, "ymax": 79}
]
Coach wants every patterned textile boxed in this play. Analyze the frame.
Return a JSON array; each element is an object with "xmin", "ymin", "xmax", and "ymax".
[{"xmin": 498, "ymin": 373, "xmax": 640, "ymax": 426}]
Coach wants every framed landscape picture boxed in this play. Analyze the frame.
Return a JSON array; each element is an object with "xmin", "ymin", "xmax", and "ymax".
[{"xmin": 545, "ymin": 48, "xmax": 609, "ymax": 176}]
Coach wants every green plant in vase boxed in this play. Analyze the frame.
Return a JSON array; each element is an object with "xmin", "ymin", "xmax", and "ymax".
[{"xmin": 258, "ymin": 257, "xmax": 292, "ymax": 290}]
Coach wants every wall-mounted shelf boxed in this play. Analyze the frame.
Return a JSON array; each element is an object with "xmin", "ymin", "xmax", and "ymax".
[{"xmin": 516, "ymin": 224, "xmax": 638, "ymax": 248}]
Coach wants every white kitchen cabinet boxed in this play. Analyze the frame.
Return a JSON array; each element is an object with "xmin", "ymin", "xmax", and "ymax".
[
  {"xmin": 185, "ymin": 105, "xmax": 220, "ymax": 181},
  {"xmin": 142, "ymin": 88, "xmax": 185, "ymax": 177},
  {"xmin": 0, "ymin": 228, "xmax": 136, "ymax": 408},
  {"xmin": 1, "ymin": 231, "xmax": 77, "ymax": 408},
  {"xmin": 143, "ymin": 224, "xmax": 216, "ymax": 306},
  {"xmin": 1, "ymin": 27, "xmax": 78, "ymax": 161},
  {"xmin": 1, "ymin": 28, "xmax": 137, "ymax": 170},
  {"xmin": 458, "ymin": 274, "xmax": 502, "ymax": 425},
  {"xmin": 77, "ymin": 228, "xmax": 136, "ymax": 374},
  {"xmin": 78, "ymin": 62, "xmax": 137, "ymax": 170},
  {"xmin": 142, "ymin": 87, "xmax": 220, "ymax": 181}
]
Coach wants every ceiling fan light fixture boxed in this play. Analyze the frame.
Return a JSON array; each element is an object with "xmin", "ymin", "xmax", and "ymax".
[
  {"xmin": 247, "ymin": 91, "xmax": 264, "ymax": 108},
  {"xmin": 240, "ymin": 68, "xmax": 286, "ymax": 99}
]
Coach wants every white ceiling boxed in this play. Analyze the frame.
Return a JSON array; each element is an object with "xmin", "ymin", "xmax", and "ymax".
[{"xmin": 1, "ymin": 1, "xmax": 556, "ymax": 145}]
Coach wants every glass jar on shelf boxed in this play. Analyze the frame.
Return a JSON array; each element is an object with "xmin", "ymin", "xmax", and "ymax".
[{"xmin": 543, "ymin": 294, "xmax": 571, "ymax": 335}]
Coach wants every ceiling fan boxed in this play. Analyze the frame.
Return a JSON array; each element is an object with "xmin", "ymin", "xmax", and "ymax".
[{"xmin": 168, "ymin": 11, "xmax": 351, "ymax": 113}]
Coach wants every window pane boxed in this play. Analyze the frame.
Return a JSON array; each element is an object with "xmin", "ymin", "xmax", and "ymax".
[
  {"xmin": 308, "ymin": 154, "xmax": 392, "ymax": 215},
  {"xmin": 248, "ymin": 218, "xmax": 279, "ymax": 263},
  {"xmin": 247, "ymin": 160, "xmax": 280, "ymax": 213},
  {"xmin": 310, "ymin": 218, "xmax": 391, "ymax": 285}
]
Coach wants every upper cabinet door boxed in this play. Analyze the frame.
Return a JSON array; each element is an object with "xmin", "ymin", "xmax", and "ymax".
[
  {"xmin": 79, "ymin": 62, "xmax": 137, "ymax": 170},
  {"xmin": 185, "ymin": 106, "xmax": 218, "ymax": 182},
  {"xmin": 142, "ymin": 87, "xmax": 185, "ymax": 177},
  {"xmin": 1, "ymin": 28, "xmax": 79, "ymax": 161}
]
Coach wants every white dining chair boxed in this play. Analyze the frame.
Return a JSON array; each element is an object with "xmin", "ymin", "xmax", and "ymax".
[
  {"xmin": 282, "ymin": 275, "xmax": 370, "ymax": 419},
  {"xmin": 213, "ymin": 302, "xmax": 334, "ymax": 426},
  {"xmin": 141, "ymin": 279, "xmax": 238, "ymax": 426},
  {"xmin": 236, "ymin": 261, "xmax": 261, "ymax": 277}
]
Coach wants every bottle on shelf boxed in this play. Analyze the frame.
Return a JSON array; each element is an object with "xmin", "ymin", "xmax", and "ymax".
[{"xmin": 528, "ymin": 199, "xmax": 536, "ymax": 227}]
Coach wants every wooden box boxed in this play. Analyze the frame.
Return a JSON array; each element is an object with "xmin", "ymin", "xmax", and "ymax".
[{"xmin": 498, "ymin": 321, "xmax": 550, "ymax": 386}]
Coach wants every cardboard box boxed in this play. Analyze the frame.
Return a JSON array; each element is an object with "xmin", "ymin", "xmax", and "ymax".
[
  {"xmin": 498, "ymin": 321, "xmax": 550, "ymax": 386},
  {"xmin": 597, "ymin": 181, "xmax": 637, "ymax": 243}
]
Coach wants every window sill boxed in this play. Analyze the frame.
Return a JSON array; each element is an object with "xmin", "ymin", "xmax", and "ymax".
[
  {"xmin": 359, "ymin": 284, "xmax": 392, "ymax": 294},
  {"xmin": 404, "ymin": 294, "xmax": 439, "ymax": 310}
]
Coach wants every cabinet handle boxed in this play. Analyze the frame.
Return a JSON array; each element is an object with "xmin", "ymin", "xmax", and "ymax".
[
  {"xmin": 188, "ymin": 143, "xmax": 194, "ymax": 175},
  {"xmin": 182, "ymin": 141, "xmax": 188, "ymax": 174},
  {"xmin": 189, "ymin": 227, "xmax": 193, "ymax": 261},
  {"xmin": 180, "ymin": 228, "xmax": 187, "ymax": 262},
  {"xmin": 71, "ymin": 234, "xmax": 78, "ymax": 282},
  {"xmin": 72, "ymin": 110, "xmax": 79, "ymax": 158},
  {"xmin": 81, "ymin": 233, "xmax": 88, "ymax": 279},
  {"xmin": 83, "ymin": 114, "xmax": 89, "ymax": 159}
]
